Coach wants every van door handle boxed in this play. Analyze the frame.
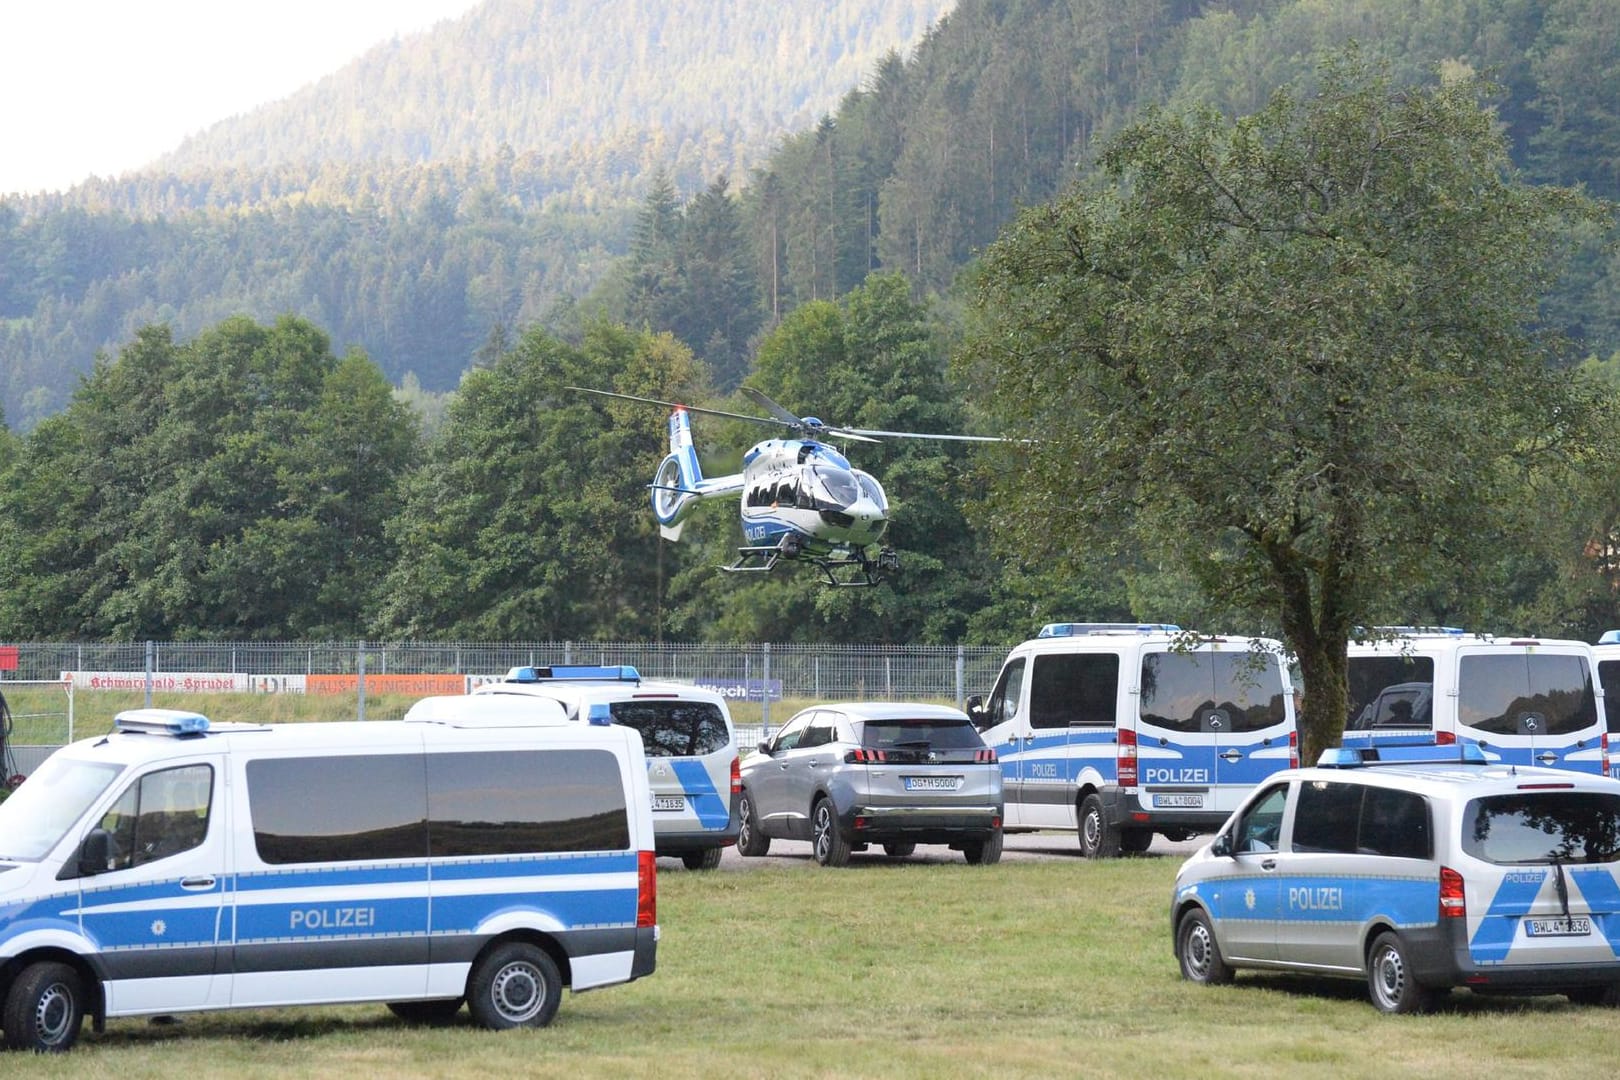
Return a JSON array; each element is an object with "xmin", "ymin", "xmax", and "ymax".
[
  {"xmin": 181, "ymin": 876, "xmax": 217, "ymax": 891},
  {"xmin": 1536, "ymin": 751, "xmax": 1557, "ymax": 765},
  {"xmin": 1260, "ymin": 859, "xmax": 1276, "ymax": 872},
  {"xmin": 1219, "ymin": 749, "xmax": 1242, "ymax": 763}
]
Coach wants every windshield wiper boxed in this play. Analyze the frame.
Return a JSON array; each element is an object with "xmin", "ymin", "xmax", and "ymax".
[{"xmin": 1551, "ymin": 857, "xmax": 1571, "ymax": 921}]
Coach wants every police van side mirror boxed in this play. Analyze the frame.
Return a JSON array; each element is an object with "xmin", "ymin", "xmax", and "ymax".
[
  {"xmin": 71, "ymin": 828, "xmax": 113, "ymax": 878},
  {"xmin": 965, "ymin": 695, "xmax": 987, "ymax": 727},
  {"xmin": 1210, "ymin": 832, "xmax": 1233, "ymax": 858}
]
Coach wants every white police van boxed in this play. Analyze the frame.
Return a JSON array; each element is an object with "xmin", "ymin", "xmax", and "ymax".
[
  {"xmin": 968, "ymin": 624, "xmax": 1297, "ymax": 858},
  {"xmin": 1172, "ymin": 744, "xmax": 1620, "ymax": 1012},
  {"xmin": 1590, "ymin": 631, "xmax": 1620, "ymax": 780},
  {"xmin": 0, "ymin": 702, "xmax": 658, "ymax": 1052},
  {"xmin": 472, "ymin": 665, "xmax": 740, "ymax": 869},
  {"xmin": 1345, "ymin": 628, "xmax": 1608, "ymax": 775}
]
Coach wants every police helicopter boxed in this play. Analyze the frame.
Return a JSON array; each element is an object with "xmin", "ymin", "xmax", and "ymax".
[{"xmin": 570, "ymin": 385, "xmax": 1002, "ymax": 587}]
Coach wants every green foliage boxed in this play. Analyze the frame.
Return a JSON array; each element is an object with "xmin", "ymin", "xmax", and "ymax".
[{"xmin": 964, "ymin": 47, "xmax": 1613, "ymax": 760}]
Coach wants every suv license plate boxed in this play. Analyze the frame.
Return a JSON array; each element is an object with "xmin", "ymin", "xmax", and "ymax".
[
  {"xmin": 1153, "ymin": 793, "xmax": 1205, "ymax": 808},
  {"xmin": 1525, "ymin": 916, "xmax": 1592, "ymax": 937},
  {"xmin": 904, "ymin": 776, "xmax": 961, "ymax": 791},
  {"xmin": 652, "ymin": 795, "xmax": 686, "ymax": 812}
]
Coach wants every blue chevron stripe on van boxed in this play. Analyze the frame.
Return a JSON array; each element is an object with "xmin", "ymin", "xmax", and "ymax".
[{"xmin": 670, "ymin": 759, "xmax": 730, "ymax": 829}]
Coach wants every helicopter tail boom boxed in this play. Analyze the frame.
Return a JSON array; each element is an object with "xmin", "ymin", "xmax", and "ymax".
[{"xmin": 652, "ymin": 407, "xmax": 742, "ymax": 541}]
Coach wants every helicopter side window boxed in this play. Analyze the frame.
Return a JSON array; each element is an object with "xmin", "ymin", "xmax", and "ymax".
[
  {"xmin": 854, "ymin": 471, "xmax": 887, "ymax": 511},
  {"xmin": 775, "ymin": 481, "xmax": 798, "ymax": 508}
]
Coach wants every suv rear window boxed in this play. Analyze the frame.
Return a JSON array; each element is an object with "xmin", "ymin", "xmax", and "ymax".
[
  {"xmin": 1462, "ymin": 791, "xmax": 1620, "ymax": 864},
  {"xmin": 859, "ymin": 718, "xmax": 985, "ymax": 753},
  {"xmin": 609, "ymin": 701, "xmax": 730, "ymax": 757}
]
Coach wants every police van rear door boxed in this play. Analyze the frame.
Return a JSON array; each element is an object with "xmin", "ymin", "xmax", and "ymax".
[
  {"xmin": 610, "ymin": 697, "xmax": 736, "ymax": 836},
  {"xmin": 1456, "ymin": 645, "xmax": 1603, "ymax": 774}
]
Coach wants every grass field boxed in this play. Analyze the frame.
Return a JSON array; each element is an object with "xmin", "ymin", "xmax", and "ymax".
[{"xmin": 3, "ymin": 855, "xmax": 1617, "ymax": 1078}]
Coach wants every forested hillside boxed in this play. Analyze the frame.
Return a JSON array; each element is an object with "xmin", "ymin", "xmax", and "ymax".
[{"xmin": 3, "ymin": 0, "xmax": 1617, "ymax": 431}]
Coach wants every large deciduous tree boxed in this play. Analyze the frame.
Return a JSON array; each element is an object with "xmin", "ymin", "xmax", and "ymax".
[{"xmin": 963, "ymin": 49, "xmax": 1612, "ymax": 763}]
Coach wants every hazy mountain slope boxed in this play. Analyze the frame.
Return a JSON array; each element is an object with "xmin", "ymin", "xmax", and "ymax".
[{"xmin": 156, "ymin": 0, "xmax": 956, "ymax": 179}]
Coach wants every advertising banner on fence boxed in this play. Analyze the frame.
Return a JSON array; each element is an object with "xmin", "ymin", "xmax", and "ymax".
[
  {"xmin": 305, "ymin": 673, "xmax": 470, "ymax": 696},
  {"xmin": 63, "ymin": 671, "xmax": 270, "ymax": 693},
  {"xmin": 693, "ymin": 678, "xmax": 783, "ymax": 701}
]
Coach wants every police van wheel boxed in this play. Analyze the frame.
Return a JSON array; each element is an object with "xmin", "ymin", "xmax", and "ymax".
[
  {"xmin": 2, "ymin": 961, "xmax": 85, "ymax": 1052},
  {"xmin": 737, "ymin": 791, "xmax": 771, "ymax": 857},
  {"xmin": 1366, "ymin": 932, "xmax": 1435, "ymax": 1015},
  {"xmin": 1565, "ymin": 983, "xmax": 1620, "ymax": 1006},
  {"xmin": 963, "ymin": 830, "xmax": 1003, "ymax": 866},
  {"xmin": 883, "ymin": 842, "xmax": 916, "ymax": 858},
  {"xmin": 812, "ymin": 798, "xmax": 852, "ymax": 867},
  {"xmin": 1078, "ymin": 794, "xmax": 1121, "ymax": 859},
  {"xmin": 387, "ymin": 998, "xmax": 464, "ymax": 1025},
  {"xmin": 1120, "ymin": 828, "xmax": 1153, "ymax": 854},
  {"xmin": 682, "ymin": 847, "xmax": 724, "ymax": 870},
  {"xmin": 1175, "ymin": 909, "xmax": 1232, "ymax": 986},
  {"xmin": 467, "ymin": 943, "xmax": 562, "ymax": 1030}
]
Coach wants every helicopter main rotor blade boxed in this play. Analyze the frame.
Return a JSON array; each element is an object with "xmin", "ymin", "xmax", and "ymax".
[
  {"xmin": 737, "ymin": 386, "xmax": 806, "ymax": 428},
  {"xmin": 567, "ymin": 386, "xmax": 792, "ymax": 429},
  {"xmin": 839, "ymin": 427, "xmax": 1008, "ymax": 443}
]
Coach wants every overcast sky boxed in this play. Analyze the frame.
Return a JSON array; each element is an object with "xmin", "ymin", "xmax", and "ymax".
[{"xmin": 1, "ymin": 0, "xmax": 483, "ymax": 196}]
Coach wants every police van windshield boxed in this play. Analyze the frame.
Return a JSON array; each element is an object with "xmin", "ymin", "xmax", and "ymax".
[
  {"xmin": 1458, "ymin": 653, "xmax": 1598, "ymax": 737},
  {"xmin": 0, "ymin": 756, "xmax": 123, "ymax": 861},
  {"xmin": 608, "ymin": 701, "xmax": 730, "ymax": 757},
  {"xmin": 1462, "ymin": 792, "xmax": 1620, "ymax": 865}
]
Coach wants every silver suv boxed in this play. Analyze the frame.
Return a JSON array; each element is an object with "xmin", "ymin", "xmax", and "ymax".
[{"xmin": 737, "ymin": 702, "xmax": 1003, "ymax": 866}]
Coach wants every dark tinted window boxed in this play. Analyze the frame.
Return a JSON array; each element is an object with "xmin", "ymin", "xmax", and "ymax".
[
  {"xmin": 859, "ymin": 718, "xmax": 985, "ymax": 752},
  {"xmin": 1347, "ymin": 656, "xmax": 1435, "ymax": 730},
  {"xmin": 1601, "ymin": 660, "xmax": 1620, "ymax": 734},
  {"xmin": 1030, "ymin": 653, "xmax": 1118, "ymax": 728},
  {"xmin": 1292, "ymin": 781, "xmax": 1363, "ymax": 853},
  {"xmin": 1463, "ymin": 792, "xmax": 1620, "ymax": 864},
  {"xmin": 609, "ymin": 700, "xmax": 730, "ymax": 757},
  {"xmin": 1141, "ymin": 651, "xmax": 1284, "ymax": 733},
  {"xmin": 248, "ymin": 755, "xmax": 426, "ymax": 864},
  {"xmin": 1358, "ymin": 786, "xmax": 1431, "ymax": 859},
  {"xmin": 1212, "ymin": 652, "xmax": 1288, "ymax": 733},
  {"xmin": 1460, "ymin": 653, "xmax": 1599, "ymax": 737},
  {"xmin": 428, "ymin": 750, "xmax": 629, "ymax": 856}
]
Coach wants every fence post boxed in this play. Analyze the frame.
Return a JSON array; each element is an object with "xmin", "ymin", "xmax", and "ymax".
[
  {"xmin": 955, "ymin": 645, "xmax": 965, "ymax": 708},
  {"xmin": 761, "ymin": 643, "xmax": 772, "ymax": 735},
  {"xmin": 144, "ymin": 639, "xmax": 154, "ymax": 708},
  {"xmin": 357, "ymin": 639, "xmax": 367, "ymax": 722}
]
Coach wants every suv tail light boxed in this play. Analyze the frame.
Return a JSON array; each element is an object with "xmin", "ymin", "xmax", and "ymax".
[
  {"xmin": 845, "ymin": 748, "xmax": 887, "ymax": 764},
  {"xmin": 1117, "ymin": 728, "xmax": 1138, "ymax": 789},
  {"xmin": 1439, "ymin": 866, "xmax": 1466, "ymax": 919},
  {"xmin": 974, "ymin": 747, "xmax": 997, "ymax": 764},
  {"xmin": 637, "ymin": 849, "xmax": 657, "ymax": 928},
  {"xmin": 1288, "ymin": 730, "xmax": 1298, "ymax": 769},
  {"xmin": 730, "ymin": 755, "xmax": 742, "ymax": 794}
]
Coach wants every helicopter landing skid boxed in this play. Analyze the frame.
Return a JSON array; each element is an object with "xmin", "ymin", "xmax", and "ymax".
[
  {"xmin": 720, "ymin": 542, "xmax": 789, "ymax": 574},
  {"xmin": 720, "ymin": 538, "xmax": 898, "ymax": 587}
]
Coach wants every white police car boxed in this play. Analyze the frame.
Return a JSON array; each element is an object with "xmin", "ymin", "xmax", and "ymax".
[
  {"xmin": 472, "ymin": 666, "xmax": 740, "ymax": 869},
  {"xmin": 1171, "ymin": 744, "xmax": 1620, "ymax": 1012}
]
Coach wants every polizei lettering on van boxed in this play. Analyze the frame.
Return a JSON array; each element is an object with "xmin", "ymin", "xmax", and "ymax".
[
  {"xmin": 1144, "ymin": 767, "xmax": 1211, "ymax": 785},
  {"xmin": 1288, "ymin": 885, "xmax": 1344, "ymax": 912},
  {"xmin": 290, "ymin": 906, "xmax": 376, "ymax": 931}
]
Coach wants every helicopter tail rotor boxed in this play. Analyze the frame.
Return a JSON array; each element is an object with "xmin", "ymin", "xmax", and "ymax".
[{"xmin": 652, "ymin": 408, "xmax": 704, "ymax": 540}]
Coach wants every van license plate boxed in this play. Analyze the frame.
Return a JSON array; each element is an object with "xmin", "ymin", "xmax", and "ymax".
[
  {"xmin": 1153, "ymin": 794, "xmax": 1205, "ymax": 808},
  {"xmin": 905, "ymin": 776, "xmax": 960, "ymax": 791},
  {"xmin": 1525, "ymin": 916, "xmax": 1591, "ymax": 937},
  {"xmin": 652, "ymin": 795, "xmax": 686, "ymax": 812}
]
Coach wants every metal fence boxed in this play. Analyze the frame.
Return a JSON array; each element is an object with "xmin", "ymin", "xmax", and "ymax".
[{"xmin": 5, "ymin": 640, "xmax": 1011, "ymax": 750}]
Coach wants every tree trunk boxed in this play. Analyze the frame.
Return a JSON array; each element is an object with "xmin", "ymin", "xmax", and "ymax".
[{"xmin": 1293, "ymin": 635, "xmax": 1350, "ymax": 768}]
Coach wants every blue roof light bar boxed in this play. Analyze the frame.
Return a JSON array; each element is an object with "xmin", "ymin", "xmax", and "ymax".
[
  {"xmin": 503, "ymin": 664, "xmax": 642, "ymax": 684},
  {"xmin": 1037, "ymin": 622, "xmax": 1181, "ymax": 638},
  {"xmin": 114, "ymin": 709, "xmax": 212, "ymax": 737},
  {"xmin": 1317, "ymin": 743, "xmax": 1487, "ymax": 768}
]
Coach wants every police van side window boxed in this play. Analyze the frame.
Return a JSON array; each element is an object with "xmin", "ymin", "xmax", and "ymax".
[
  {"xmin": 1291, "ymin": 781, "xmax": 1430, "ymax": 858},
  {"xmin": 1460, "ymin": 654, "xmax": 1598, "ymax": 737},
  {"xmin": 428, "ymin": 750, "xmax": 630, "ymax": 855},
  {"xmin": 248, "ymin": 755, "xmax": 427, "ymax": 864},
  {"xmin": 1030, "ymin": 653, "xmax": 1118, "ymax": 728},
  {"xmin": 1233, "ymin": 784, "xmax": 1288, "ymax": 853},
  {"xmin": 986, "ymin": 658, "xmax": 1026, "ymax": 727},
  {"xmin": 1602, "ymin": 660, "xmax": 1620, "ymax": 734},
  {"xmin": 1358, "ymin": 786, "xmax": 1431, "ymax": 859},
  {"xmin": 610, "ymin": 701, "xmax": 730, "ymax": 757},
  {"xmin": 97, "ymin": 763, "xmax": 214, "ymax": 870},
  {"xmin": 1291, "ymin": 781, "xmax": 1363, "ymax": 853},
  {"xmin": 1347, "ymin": 656, "xmax": 1435, "ymax": 731}
]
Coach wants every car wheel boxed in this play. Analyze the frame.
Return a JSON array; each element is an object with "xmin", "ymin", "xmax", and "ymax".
[
  {"xmin": 681, "ymin": 847, "xmax": 724, "ymax": 870},
  {"xmin": 1175, "ymin": 909, "xmax": 1232, "ymax": 986},
  {"xmin": 2, "ymin": 960, "xmax": 86, "ymax": 1052},
  {"xmin": 466, "ymin": 942, "xmax": 562, "ymax": 1030},
  {"xmin": 1565, "ymin": 983, "xmax": 1620, "ymax": 1007},
  {"xmin": 1120, "ymin": 828, "xmax": 1153, "ymax": 854},
  {"xmin": 1078, "ymin": 793, "xmax": 1121, "ymax": 859},
  {"xmin": 963, "ymin": 829, "xmax": 1004, "ymax": 866},
  {"xmin": 737, "ymin": 790, "xmax": 770, "ymax": 856},
  {"xmin": 387, "ymin": 998, "xmax": 464, "ymax": 1025},
  {"xmin": 811, "ymin": 797, "xmax": 851, "ymax": 867},
  {"xmin": 1366, "ymin": 931, "xmax": 1435, "ymax": 1014},
  {"xmin": 882, "ymin": 842, "xmax": 916, "ymax": 858}
]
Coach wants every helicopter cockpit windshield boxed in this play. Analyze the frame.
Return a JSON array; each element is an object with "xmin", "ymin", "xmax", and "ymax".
[
  {"xmin": 809, "ymin": 467, "xmax": 861, "ymax": 510},
  {"xmin": 853, "ymin": 470, "xmax": 887, "ymax": 512}
]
